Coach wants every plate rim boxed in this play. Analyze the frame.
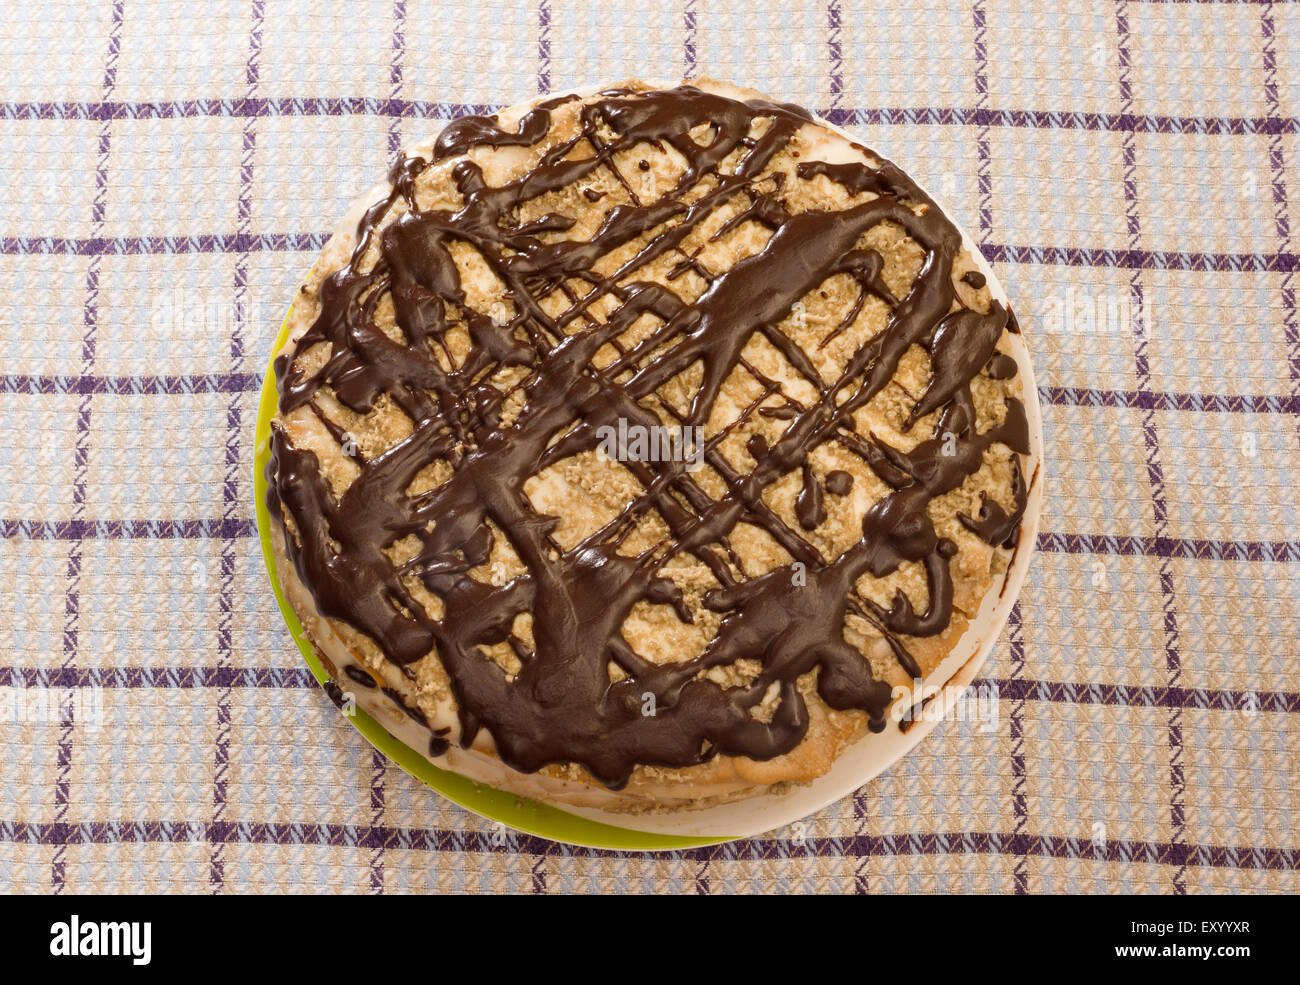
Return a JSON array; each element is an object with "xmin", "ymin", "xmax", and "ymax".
[{"xmin": 250, "ymin": 80, "xmax": 1044, "ymax": 852}]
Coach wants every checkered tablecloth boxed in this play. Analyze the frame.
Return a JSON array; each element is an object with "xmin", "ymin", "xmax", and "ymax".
[{"xmin": 1, "ymin": 0, "xmax": 1296, "ymax": 894}]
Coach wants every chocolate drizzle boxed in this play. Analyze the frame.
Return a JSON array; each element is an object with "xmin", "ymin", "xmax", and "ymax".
[
  {"xmin": 267, "ymin": 85, "xmax": 1030, "ymax": 789},
  {"xmin": 344, "ymin": 664, "xmax": 378, "ymax": 688}
]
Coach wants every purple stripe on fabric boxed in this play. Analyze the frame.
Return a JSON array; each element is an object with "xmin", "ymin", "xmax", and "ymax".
[
  {"xmin": 5, "ymin": 822, "xmax": 1296, "ymax": 871},
  {"xmin": 981, "ymin": 243, "xmax": 1300, "ymax": 271},
  {"xmin": 980, "ymin": 678, "xmax": 1300, "ymax": 713},
  {"xmin": 973, "ymin": 0, "xmax": 992, "ymax": 239},
  {"xmin": 8, "ymin": 94, "xmax": 1299, "ymax": 136},
  {"xmin": 364, "ymin": 1, "xmax": 407, "ymax": 896},
  {"xmin": 387, "ymin": 0, "xmax": 407, "ymax": 159},
  {"xmin": 827, "ymin": 1, "xmax": 843, "ymax": 113},
  {"xmin": 6, "ymin": 518, "xmax": 1297, "ymax": 565},
  {"xmin": 973, "ymin": 0, "xmax": 1022, "ymax": 892},
  {"xmin": 0, "ymin": 666, "xmax": 317, "ymax": 688},
  {"xmin": 1114, "ymin": 0, "xmax": 1187, "ymax": 895},
  {"xmin": 0, "ymin": 95, "xmax": 499, "ymax": 122},
  {"xmin": 683, "ymin": 0, "xmax": 698, "ymax": 78},
  {"xmin": 212, "ymin": 0, "xmax": 264, "ymax": 895},
  {"xmin": 532, "ymin": 844, "xmax": 548, "ymax": 894},
  {"xmin": 1041, "ymin": 386, "xmax": 1299, "ymax": 414},
  {"xmin": 0, "ymin": 518, "xmax": 256, "ymax": 539},
  {"xmin": 1130, "ymin": 0, "xmax": 1284, "ymax": 5},
  {"xmin": 10, "ymin": 232, "xmax": 1294, "ymax": 273},
  {"xmin": 538, "ymin": 0, "xmax": 551, "ymax": 94},
  {"xmin": 53, "ymin": 0, "xmax": 125, "ymax": 895},
  {"xmin": 4, "ymin": 665, "xmax": 1293, "ymax": 716},
  {"xmin": 685, "ymin": 0, "xmax": 711, "ymax": 898},
  {"xmin": 0, "ymin": 232, "xmax": 326, "ymax": 256},
  {"xmin": 1035, "ymin": 532, "xmax": 1300, "ymax": 563},
  {"xmin": 0, "ymin": 373, "xmax": 261, "ymax": 395},
  {"xmin": 1260, "ymin": 6, "xmax": 1300, "ymax": 471},
  {"xmin": 821, "ymin": 106, "xmax": 1300, "ymax": 135},
  {"xmin": 1008, "ymin": 601, "xmax": 1028, "ymax": 893},
  {"xmin": 826, "ymin": 0, "xmax": 869, "ymax": 894},
  {"xmin": 4, "ymin": 374, "xmax": 1294, "ymax": 416},
  {"xmin": 369, "ymin": 749, "xmax": 386, "ymax": 893}
]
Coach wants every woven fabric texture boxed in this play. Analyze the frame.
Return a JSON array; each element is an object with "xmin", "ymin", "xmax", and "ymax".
[{"xmin": 0, "ymin": 0, "xmax": 1297, "ymax": 893}]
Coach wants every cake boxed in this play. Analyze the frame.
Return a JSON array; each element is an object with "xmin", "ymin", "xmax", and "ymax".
[{"xmin": 263, "ymin": 78, "xmax": 1033, "ymax": 812}]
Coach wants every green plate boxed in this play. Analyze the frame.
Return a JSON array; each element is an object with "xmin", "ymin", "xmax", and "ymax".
[{"xmin": 253, "ymin": 303, "xmax": 732, "ymax": 851}]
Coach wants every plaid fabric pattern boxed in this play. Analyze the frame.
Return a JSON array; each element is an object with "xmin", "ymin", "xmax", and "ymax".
[{"xmin": 0, "ymin": 0, "xmax": 1296, "ymax": 894}]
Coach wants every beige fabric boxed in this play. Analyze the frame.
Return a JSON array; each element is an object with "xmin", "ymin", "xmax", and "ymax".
[{"xmin": 0, "ymin": 0, "xmax": 1296, "ymax": 893}]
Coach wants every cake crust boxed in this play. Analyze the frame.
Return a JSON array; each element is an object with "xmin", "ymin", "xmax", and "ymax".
[{"xmin": 264, "ymin": 78, "xmax": 1030, "ymax": 811}]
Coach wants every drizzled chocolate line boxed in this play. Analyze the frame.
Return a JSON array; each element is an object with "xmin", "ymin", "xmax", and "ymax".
[{"xmin": 267, "ymin": 85, "xmax": 1030, "ymax": 789}]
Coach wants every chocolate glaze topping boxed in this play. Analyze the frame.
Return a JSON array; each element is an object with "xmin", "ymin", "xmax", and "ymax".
[{"xmin": 267, "ymin": 85, "xmax": 1029, "ymax": 789}]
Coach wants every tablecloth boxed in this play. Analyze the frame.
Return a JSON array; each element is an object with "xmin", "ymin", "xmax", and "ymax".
[{"xmin": 1, "ymin": 0, "xmax": 1296, "ymax": 894}]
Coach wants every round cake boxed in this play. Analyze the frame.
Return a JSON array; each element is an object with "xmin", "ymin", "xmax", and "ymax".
[{"xmin": 264, "ymin": 78, "xmax": 1033, "ymax": 812}]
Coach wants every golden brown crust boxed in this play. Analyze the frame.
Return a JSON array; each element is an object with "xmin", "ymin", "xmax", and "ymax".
[{"xmin": 267, "ymin": 78, "xmax": 1026, "ymax": 811}]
